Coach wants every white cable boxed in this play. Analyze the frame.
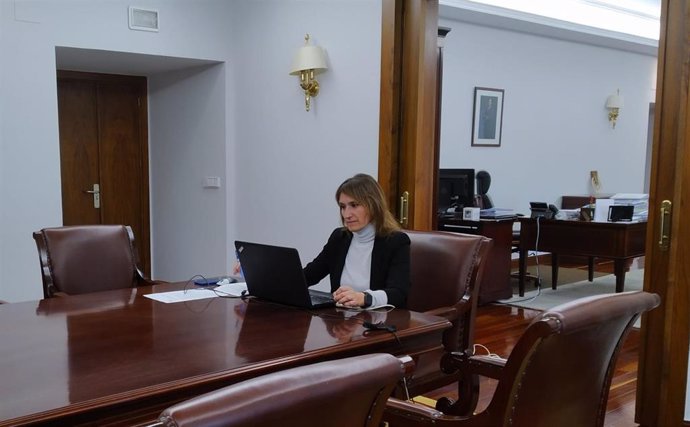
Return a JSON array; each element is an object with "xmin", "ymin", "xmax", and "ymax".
[{"xmin": 473, "ymin": 343, "xmax": 505, "ymax": 360}]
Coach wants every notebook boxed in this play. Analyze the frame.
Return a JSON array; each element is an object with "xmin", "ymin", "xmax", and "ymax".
[{"xmin": 234, "ymin": 240, "xmax": 335, "ymax": 309}]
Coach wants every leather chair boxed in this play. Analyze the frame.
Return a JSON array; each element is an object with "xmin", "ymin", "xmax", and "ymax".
[
  {"xmin": 33, "ymin": 225, "xmax": 154, "ymax": 298},
  {"xmin": 155, "ymin": 353, "xmax": 414, "ymax": 427},
  {"xmin": 384, "ymin": 291, "xmax": 660, "ymax": 426},
  {"xmin": 401, "ymin": 231, "xmax": 492, "ymax": 409}
]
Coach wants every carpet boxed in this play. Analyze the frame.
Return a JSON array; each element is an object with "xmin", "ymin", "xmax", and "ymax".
[{"xmin": 499, "ymin": 268, "xmax": 644, "ymax": 313}]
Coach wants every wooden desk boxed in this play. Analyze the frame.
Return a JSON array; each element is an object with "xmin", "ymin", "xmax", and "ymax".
[
  {"xmin": 437, "ymin": 216, "xmax": 515, "ymax": 304},
  {"xmin": 0, "ymin": 283, "xmax": 449, "ymax": 426},
  {"xmin": 518, "ymin": 218, "xmax": 647, "ymax": 296}
]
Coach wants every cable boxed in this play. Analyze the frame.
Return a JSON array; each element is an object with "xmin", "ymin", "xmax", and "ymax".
[{"xmin": 473, "ymin": 343, "xmax": 505, "ymax": 360}]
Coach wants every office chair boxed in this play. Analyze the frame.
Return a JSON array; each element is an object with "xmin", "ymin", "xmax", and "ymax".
[
  {"xmin": 401, "ymin": 230, "xmax": 492, "ymax": 413},
  {"xmin": 384, "ymin": 291, "xmax": 660, "ymax": 426},
  {"xmin": 33, "ymin": 225, "xmax": 155, "ymax": 298},
  {"xmin": 474, "ymin": 170, "xmax": 493, "ymax": 209},
  {"xmin": 155, "ymin": 353, "xmax": 414, "ymax": 427}
]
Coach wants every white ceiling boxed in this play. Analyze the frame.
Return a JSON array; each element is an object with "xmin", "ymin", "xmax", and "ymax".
[{"xmin": 440, "ymin": 0, "xmax": 661, "ymax": 55}]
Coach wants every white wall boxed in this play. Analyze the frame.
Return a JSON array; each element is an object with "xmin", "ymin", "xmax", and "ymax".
[
  {"xmin": 149, "ymin": 64, "xmax": 228, "ymax": 280},
  {"xmin": 230, "ymin": 0, "xmax": 381, "ymax": 288},
  {"xmin": 439, "ymin": 18, "xmax": 657, "ymax": 213},
  {"xmin": 0, "ymin": 0, "xmax": 236, "ymax": 301},
  {"xmin": 0, "ymin": 0, "xmax": 381, "ymax": 302}
]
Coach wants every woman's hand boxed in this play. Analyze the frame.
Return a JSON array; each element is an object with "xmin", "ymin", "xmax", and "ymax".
[{"xmin": 333, "ymin": 286, "xmax": 365, "ymax": 307}]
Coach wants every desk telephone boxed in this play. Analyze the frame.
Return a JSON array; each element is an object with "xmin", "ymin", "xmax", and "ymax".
[{"xmin": 530, "ymin": 202, "xmax": 559, "ymax": 219}]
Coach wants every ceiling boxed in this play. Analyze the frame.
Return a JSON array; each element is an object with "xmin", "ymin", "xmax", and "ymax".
[{"xmin": 440, "ymin": 0, "xmax": 661, "ymax": 55}]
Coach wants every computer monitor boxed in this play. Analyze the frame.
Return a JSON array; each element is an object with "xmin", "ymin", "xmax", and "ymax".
[{"xmin": 438, "ymin": 168, "xmax": 475, "ymax": 213}]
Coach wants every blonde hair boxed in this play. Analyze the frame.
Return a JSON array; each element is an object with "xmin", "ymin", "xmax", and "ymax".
[{"xmin": 335, "ymin": 174, "xmax": 400, "ymax": 236}]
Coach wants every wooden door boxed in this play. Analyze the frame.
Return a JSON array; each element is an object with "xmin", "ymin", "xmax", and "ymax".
[
  {"xmin": 379, "ymin": 0, "xmax": 439, "ymax": 231},
  {"xmin": 636, "ymin": 0, "xmax": 690, "ymax": 424},
  {"xmin": 57, "ymin": 71, "xmax": 151, "ymax": 274}
]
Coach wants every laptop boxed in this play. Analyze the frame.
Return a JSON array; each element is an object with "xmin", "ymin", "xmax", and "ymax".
[{"xmin": 234, "ymin": 240, "xmax": 335, "ymax": 309}]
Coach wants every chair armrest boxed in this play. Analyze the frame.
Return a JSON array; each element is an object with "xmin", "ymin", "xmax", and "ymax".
[
  {"xmin": 385, "ymin": 397, "xmax": 448, "ymax": 426},
  {"xmin": 53, "ymin": 291, "xmax": 70, "ymax": 298},
  {"xmin": 452, "ymin": 353, "xmax": 506, "ymax": 380}
]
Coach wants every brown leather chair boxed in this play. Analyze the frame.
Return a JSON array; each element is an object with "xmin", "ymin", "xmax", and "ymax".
[
  {"xmin": 384, "ymin": 290, "xmax": 660, "ymax": 426},
  {"xmin": 33, "ymin": 225, "xmax": 153, "ymax": 298},
  {"xmin": 400, "ymin": 231, "xmax": 492, "ymax": 408},
  {"xmin": 155, "ymin": 353, "xmax": 414, "ymax": 427}
]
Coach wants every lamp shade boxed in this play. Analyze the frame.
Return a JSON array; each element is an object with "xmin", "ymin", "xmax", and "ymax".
[
  {"xmin": 290, "ymin": 45, "xmax": 328, "ymax": 75},
  {"xmin": 606, "ymin": 93, "xmax": 623, "ymax": 108}
]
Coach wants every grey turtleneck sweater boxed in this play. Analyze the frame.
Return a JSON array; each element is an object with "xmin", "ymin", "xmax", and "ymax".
[{"xmin": 340, "ymin": 223, "xmax": 388, "ymax": 307}]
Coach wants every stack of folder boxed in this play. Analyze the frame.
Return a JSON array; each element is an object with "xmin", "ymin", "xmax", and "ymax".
[
  {"xmin": 611, "ymin": 193, "xmax": 648, "ymax": 221},
  {"xmin": 480, "ymin": 208, "xmax": 516, "ymax": 219}
]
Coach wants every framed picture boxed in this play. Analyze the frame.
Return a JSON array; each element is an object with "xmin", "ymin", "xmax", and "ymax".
[{"xmin": 471, "ymin": 87, "xmax": 504, "ymax": 147}]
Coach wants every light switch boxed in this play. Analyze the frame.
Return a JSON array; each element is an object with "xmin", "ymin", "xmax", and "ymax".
[{"xmin": 203, "ymin": 176, "xmax": 221, "ymax": 189}]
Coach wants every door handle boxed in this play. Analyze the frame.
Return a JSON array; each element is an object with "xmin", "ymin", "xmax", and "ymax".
[
  {"xmin": 398, "ymin": 191, "xmax": 409, "ymax": 227},
  {"xmin": 659, "ymin": 199, "xmax": 671, "ymax": 250},
  {"xmin": 83, "ymin": 184, "xmax": 100, "ymax": 209}
]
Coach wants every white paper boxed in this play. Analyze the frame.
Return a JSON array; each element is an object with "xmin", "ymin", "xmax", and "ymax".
[
  {"xmin": 144, "ymin": 282, "xmax": 248, "ymax": 303},
  {"xmin": 611, "ymin": 193, "xmax": 648, "ymax": 200},
  {"xmin": 213, "ymin": 282, "xmax": 248, "ymax": 297},
  {"xmin": 144, "ymin": 289, "xmax": 219, "ymax": 303},
  {"xmin": 594, "ymin": 198, "xmax": 615, "ymax": 222}
]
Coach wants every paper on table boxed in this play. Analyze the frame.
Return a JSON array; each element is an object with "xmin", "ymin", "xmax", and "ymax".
[
  {"xmin": 336, "ymin": 303, "xmax": 395, "ymax": 311},
  {"xmin": 594, "ymin": 198, "xmax": 615, "ymax": 222},
  {"xmin": 213, "ymin": 282, "xmax": 248, "ymax": 297},
  {"xmin": 144, "ymin": 289, "xmax": 219, "ymax": 303},
  {"xmin": 144, "ymin": 282, "xmax": 247, "ymax": 304}
]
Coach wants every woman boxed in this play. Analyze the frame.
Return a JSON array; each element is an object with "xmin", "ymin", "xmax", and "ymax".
[{"xmin": 303, "ymin": 173, "xmax": 410, "ymax": 309}]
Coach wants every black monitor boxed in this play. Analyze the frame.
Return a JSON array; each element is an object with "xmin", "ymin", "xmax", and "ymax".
[{"xmin": 438, "ymin": 168, "xmax": 475, "ymax": 213}]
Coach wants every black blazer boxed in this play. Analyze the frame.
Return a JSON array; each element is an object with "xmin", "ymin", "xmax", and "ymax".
[{"xmin": 303, "ymin": 228, "xmax": 411, "ymax": 308}]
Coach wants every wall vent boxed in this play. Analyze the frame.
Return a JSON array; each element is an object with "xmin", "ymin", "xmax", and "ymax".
[{"xmin": 129, "ymin": 7, "xmax": 159, "ymax": 32}]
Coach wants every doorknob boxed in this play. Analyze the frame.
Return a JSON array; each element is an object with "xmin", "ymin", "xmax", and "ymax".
[{"xmin": 83, "ymin": 184, "xmax": 100, "ymax": 209}]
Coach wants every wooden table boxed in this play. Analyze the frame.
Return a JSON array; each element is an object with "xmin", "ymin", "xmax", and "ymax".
[
  {"xmin": 437, "ymin": 215, "xmax": 515, "ymax": 304},
  {"xmin": 518, "ymin": 218, "xmax": 647, "ymax": 296},
  {"xmin": 0, "ymin": 283, "xmax": 449, "ymax": 426}
]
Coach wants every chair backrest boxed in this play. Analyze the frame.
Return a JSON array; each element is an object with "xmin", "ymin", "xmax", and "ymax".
[
  {"xmin": 33, "ymin": 225, "xmax": 146, "ymax": 298},
  {"xmin": 157, "ymin": 353, "xmax": 412, "ymax": 427},
  {"xmin": 487, "ymin": 290, "xmax": 660, "ymax": 427},
  {"xmin": 475, "ymin": 170, "xmax": 493, "ymax": 209},
  {"xmin": 406, "ymin": 230, "xmax": 492, "ymax": 352}
]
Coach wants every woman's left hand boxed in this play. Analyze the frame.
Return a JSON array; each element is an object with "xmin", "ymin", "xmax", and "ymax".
[{"xmin": 333, "ymin": 286, "xmax": 365, "ymax": 307}]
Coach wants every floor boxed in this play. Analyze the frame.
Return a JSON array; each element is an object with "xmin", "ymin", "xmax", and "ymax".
[{"xmin": 423, "ymin": 259, "xmax": 643, "ymax": 427}]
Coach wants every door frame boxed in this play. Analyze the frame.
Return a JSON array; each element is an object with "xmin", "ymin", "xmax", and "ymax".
[
  {"xmin": 378, "ymin": 0, "xmax": 690, "ymax": 424},
  {"xmin": 57, "ymin": 70, "xmax": 151, "ymax": 275}
]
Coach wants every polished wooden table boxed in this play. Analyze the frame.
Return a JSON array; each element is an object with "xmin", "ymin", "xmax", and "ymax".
[
  {"xmin": 437, "ymin": 215, "xmax": 515, "ymax": 304},
  {"xmin": 0, "ymin": 283, "xmax": 449, "ymax": 426},
  {"xmin": 518, "ymin": 218, "xmax": 647, "ymax": 296}
]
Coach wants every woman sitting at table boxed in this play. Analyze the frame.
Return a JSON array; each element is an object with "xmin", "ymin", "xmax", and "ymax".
[{"xmin": 303, "ymin": 173, "xmax": 410, "ymax": 309}]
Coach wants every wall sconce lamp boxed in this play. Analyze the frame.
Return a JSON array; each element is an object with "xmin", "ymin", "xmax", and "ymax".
[
  {"xmin": 290, "ymin": 34, "xmax": 328, "ymax": 112},
  {"xmin": 606, "ymin": 89, "xmax": 624, "ymax": 128}
]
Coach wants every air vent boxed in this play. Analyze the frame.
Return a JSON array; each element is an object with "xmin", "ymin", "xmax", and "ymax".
[{"xmin": 129, "ymin": 7, "xmax": 159, "ymax": 32}]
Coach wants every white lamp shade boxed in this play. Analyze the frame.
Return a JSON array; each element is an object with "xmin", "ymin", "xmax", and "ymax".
[
  {"xmin": 290, "ymin": 45, "xmax": 328, "ymax": 75},
  {"xmin": 606, "ymin": 94, "xmax": 623, "ymax": 108}
]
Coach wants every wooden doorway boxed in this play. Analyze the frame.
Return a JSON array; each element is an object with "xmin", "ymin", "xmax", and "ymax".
[{"xmin": 56, "ymin": 71, "xmax": 151, "ymax": 274}]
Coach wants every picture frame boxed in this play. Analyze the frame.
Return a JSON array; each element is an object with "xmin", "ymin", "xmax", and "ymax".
[{"xmin": 471, "ymin": 87, "xmax": 504, "ymax": 147}]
